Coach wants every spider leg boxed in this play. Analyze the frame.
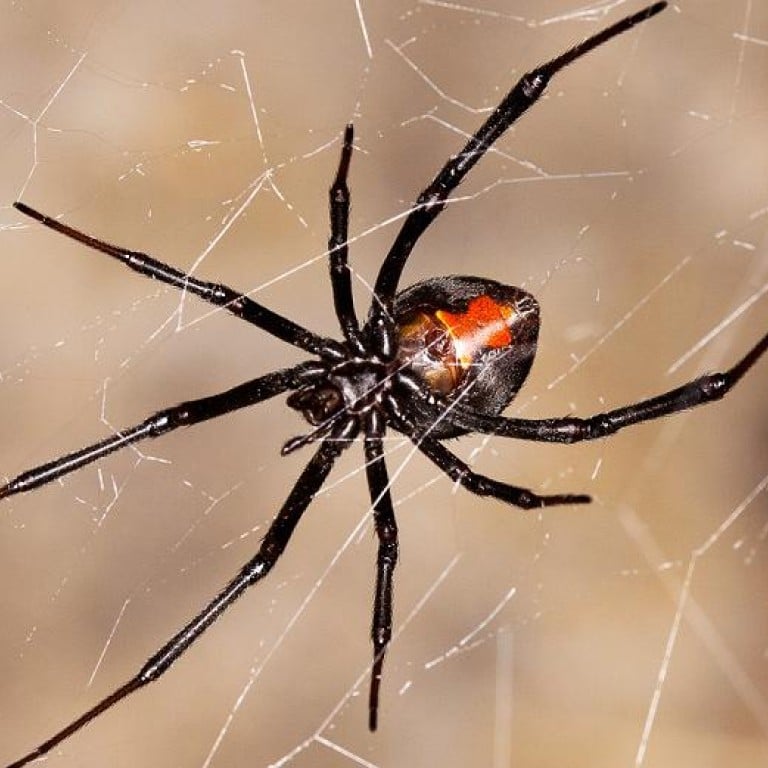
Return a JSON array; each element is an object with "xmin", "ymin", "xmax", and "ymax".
[
  {"xmin": 444, "ymin": 329, "xmax": 768, "ymax": 444},
  {"xmin": 3, "ymin": 430, "xmax": 352, "ymax": 768},
  {"xmin": 363, "ymin": 410, "xmax": 398, "ymax": 731},
  {"xmin": 0, "ymin": 362, "xmax": 323, "ymax": 499},
  {"xmin": 13, "ymin": 202, "xmax": 344, "ymax": 360},
  {"xmin": 416, "ymin": 435, "xmax": 590, "ymax": 509},
  {"xmin": 367, "ymin": 2, "xmax": 667, "ymax": 326},
  {"xmin": 386, "ymin": 390, "xmax": 588, "ymax": 506},
  {"xmin": 328, "ymin": 124, "xmax": 365, "ymax": 353}
]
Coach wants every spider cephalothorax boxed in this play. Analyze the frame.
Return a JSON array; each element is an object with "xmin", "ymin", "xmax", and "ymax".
[{"xmin": 4, "ymin": 3, "xmax": 767, "ymax": 766}]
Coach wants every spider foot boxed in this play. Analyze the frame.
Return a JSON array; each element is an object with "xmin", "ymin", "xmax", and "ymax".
[{"xmin": 506, "ymin": 489, "xmax": 592, "ymax": 509}]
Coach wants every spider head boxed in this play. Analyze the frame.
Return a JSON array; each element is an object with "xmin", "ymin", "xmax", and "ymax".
[{"xmin": 286, "ymin": 358, "xmax": 392, "ymax": 429}]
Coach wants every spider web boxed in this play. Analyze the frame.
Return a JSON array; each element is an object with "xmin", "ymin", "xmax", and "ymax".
[{"xmin": 1, "ymin": 1, "xmax": 767, "ymax": 766}]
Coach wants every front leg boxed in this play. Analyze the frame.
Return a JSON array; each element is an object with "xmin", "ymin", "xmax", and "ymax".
[
  {"xmin": 368, "ymin": 2, "xmax": 668, "ymax": 318},
  {"xmin": 14, "ymin": 202, "xmax": 344, "ymax": 360}
]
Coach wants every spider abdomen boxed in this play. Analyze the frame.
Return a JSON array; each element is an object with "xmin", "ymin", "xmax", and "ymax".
[{"xmin": 393, "ymin": 276, "xmax": 540, "ymax": 438}]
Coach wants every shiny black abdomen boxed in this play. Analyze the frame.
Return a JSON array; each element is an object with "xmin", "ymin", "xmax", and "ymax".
[{"xmin": 393, "ymin": 275, "xmax": 540, "ymax": 439}]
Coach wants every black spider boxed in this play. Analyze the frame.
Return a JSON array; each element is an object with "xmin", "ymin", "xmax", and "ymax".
[{"xmin": 4, "ymin": 3, "xmax": 767, "ymax": 766}]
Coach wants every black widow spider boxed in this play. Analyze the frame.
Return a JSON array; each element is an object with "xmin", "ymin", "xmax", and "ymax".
[{"xmin": 4, "ymin": 2, "xmax": 768, "ymax": 765}]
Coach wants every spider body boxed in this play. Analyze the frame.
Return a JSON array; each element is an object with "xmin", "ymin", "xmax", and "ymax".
[
  {"xmin": 286, "ymin": 276, "xmax": 539, "ymax": 442},
  {"xmin": 5, "ymin": 3, "xmax": 768, "ymax": 766}
]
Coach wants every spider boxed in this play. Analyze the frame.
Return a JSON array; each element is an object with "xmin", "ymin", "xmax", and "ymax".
[{"xmin": 4, "ymin": 2, "xmax": 767, "ymax": 765}]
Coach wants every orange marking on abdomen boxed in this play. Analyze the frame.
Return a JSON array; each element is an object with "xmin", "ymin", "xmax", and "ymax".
[{"xmin": 436, "ymin": 295, "xmax": 515, "ymax": 368}]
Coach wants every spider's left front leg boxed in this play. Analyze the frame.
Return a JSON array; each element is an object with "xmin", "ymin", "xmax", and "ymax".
[{"xmin": 363, "ymin": 410, "xmax": 399, "ymax": 730}]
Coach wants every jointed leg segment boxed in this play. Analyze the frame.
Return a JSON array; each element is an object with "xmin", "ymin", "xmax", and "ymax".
[
  {"xmin": 445, "ymin": 330, "xmax": 768, "ymax": 444},
  {"xmin": 416, "ymin": 434, "xmax": 591, "ymax": 509},
  {"xmin": 369, "ymin": 2, "xmax": 668, "ymax": 319},
  {"xmin": 328, "ymin": 124, "xmax": 365, "ymax": 353},
  {"xmin": 0, "ymin": 362, "xmax": 322, "ymax": 499},
  {"xmin": 13, "ymin": 202, "xmax": 344, "ymax": 360},
  {"xmin": 363, "ymin": 411, "xmax": 399, "ymax": 730},
  {"xmin": 5, "ymin": 435, "xmax": 349, "ymax": 768}
]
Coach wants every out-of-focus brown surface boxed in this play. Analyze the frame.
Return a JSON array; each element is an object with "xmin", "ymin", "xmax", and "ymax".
[{"xmin": 1, "ymin": 2, "xmax": 766, "ymax": 767}]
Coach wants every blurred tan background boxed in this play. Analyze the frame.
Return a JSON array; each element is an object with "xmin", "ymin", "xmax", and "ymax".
[{"xmin": 1, "ymin": 1, "xmax": 767, "ymax": 766}]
